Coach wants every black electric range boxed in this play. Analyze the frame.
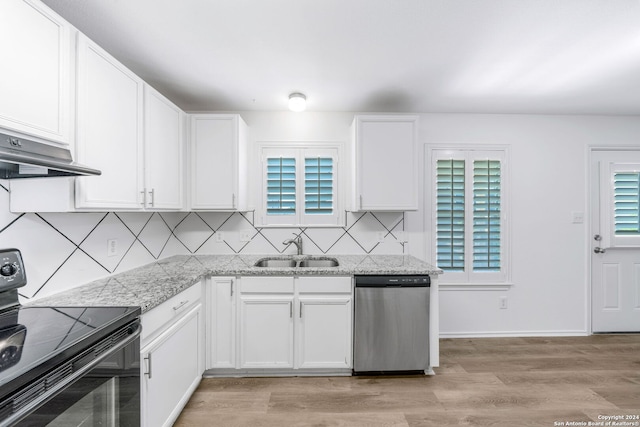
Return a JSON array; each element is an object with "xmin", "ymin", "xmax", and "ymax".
[{"xmin": 0, "ymin": 249, "xmax": 141, "ymax": 426}]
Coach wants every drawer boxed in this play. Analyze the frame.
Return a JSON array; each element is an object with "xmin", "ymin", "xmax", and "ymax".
[
  {"xmin": 297, "ymin": 276, "xmax": 352, "ymax": 294},
  {"xmin": 240, "ymin": 276, "xmax": 294, "ymax": 294},
  {"xmin": 141, "ymin": 282, "xmax": 202, "ymax": 343}
]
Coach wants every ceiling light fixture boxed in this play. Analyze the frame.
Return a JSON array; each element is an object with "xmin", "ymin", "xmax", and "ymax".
[{"xmin": 288, "ymin": 93, "xmax": 306, "ymax": 112}]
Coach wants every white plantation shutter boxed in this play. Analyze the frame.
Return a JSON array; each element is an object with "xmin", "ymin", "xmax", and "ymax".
[
  {"xmin": 436, "ymin": 159, "xmax": 465, "ymax": 271},
  {"xmin": 613, "ymin": 172, "xmax": 640, "ymax": 235},
  {"xmin": 432, "ymin": 148, "xmax": 508, "ymax": 284},
  {"xmin": 304, "ymin": 157, "xmax": 334, "ymax": 215},
  {"xmin": 473, "ymin": 160, "xmax": 501, "ymax": 271},
  {"xmin": 266, "ymin": 157, "xmax": 296, "ymax": 215}
]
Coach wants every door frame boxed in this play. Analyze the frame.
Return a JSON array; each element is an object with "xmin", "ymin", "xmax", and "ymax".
[{"xmin": 587, "ymin": 145, "xmax": 640, "ymax": 334}]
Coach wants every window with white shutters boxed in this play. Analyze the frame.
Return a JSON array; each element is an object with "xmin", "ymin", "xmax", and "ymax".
[
  {"xmin": 261, "ymin": 145, "xmax": 341, "ymax": 226},
  {"xmin": 432, "ymin": 148, "xmax": 508, "ymax": 284},
  {"xmin": 613, "ymin": 172, "xmax": 640, "ymax": 235}
]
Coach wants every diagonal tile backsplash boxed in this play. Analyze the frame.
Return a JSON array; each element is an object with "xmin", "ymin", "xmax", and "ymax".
[{"xmin": 0, "ymin": 183, "xmax": 405, "ymax": 302}]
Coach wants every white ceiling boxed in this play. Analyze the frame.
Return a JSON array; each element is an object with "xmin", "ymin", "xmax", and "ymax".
[{"xmin": 42, "ymin": 0, "xmax": 640, "ymax": 115}]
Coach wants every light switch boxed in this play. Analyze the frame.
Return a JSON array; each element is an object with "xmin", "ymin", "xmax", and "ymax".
[{"xmin": 571, "ymin": 211, "xmax": 584, "ymax": 224}]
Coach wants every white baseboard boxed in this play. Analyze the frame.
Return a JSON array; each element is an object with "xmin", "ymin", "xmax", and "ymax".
[{"xmin": 439, "ymin": 330, "xmax": 589, "ymax": 338}]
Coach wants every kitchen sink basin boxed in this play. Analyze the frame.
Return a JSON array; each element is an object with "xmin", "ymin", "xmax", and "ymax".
[
  {"xmin": 298, "ymin": 258, "xmax": 339, "ymax": 267},
  {"xmin": 253, "ymin": 257, "xmax": 339, "ymax": 268},
  {"xmin": 254, "ymin": 258, "xmax": 297, "ymax": 267}
]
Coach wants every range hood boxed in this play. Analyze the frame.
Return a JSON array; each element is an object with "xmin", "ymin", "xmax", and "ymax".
[{"xmin": 0, "ymin": 131, "xmax": 101, "ymax": 179}]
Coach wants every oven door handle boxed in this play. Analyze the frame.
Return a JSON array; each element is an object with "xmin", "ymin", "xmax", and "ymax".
[{"xmin": 4, "ymin": 321, "xmax": 141, "ymax": 427}]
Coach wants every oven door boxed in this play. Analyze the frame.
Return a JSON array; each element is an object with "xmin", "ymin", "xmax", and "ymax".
[{"xmin": 11, "ymin": 323, "xmax": 140, "ymax": 427}]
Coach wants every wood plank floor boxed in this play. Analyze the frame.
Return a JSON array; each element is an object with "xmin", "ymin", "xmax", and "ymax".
[{"xmin": 174, "ymin": 335, "xmax": 640, "ymax": 426}]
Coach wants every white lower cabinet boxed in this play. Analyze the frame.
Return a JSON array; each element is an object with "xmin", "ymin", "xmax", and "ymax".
[
  {"xmin": 297, "ymin": 298, "xmax": 352, "ymax": 369},
  {"xmin": 240, "ymin": 297, "xmax": 295, "ymax": 368},
  {"xmin": 297, "ymin": 276, "xmax": 353, "ymax": 370},
  {"xmin": 239, "ymin": 276, "xmax": 295, "ymax": 369},
  {"xmin": 207, "ymin": 275, "xmax": 352, "ymax": 374},
  {"xmin": 207, "ymin": 277, "xmax": 236, "ymax": 369},
  {"xmin": 140, "ymin": 284, "xmax": 204, "ymax": 427}
]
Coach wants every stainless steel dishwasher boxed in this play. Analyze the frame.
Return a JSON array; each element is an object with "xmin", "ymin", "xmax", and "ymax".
[{"xmin": 353, "ymin": 274, "xmax": 430, "ymax": 373}]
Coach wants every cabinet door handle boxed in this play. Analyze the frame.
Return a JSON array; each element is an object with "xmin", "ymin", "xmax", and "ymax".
[
  {"xmin": 149, "ymin": 188, "xmax": 155, "ymax": 207},
  {"xmin": 232, "ymin": 193, "xmax": 236, "ymax": 208},
  {"xmin": 173, "ymin": 300, "xmax": 189, "ymax": 311},
  {"xmin": 144, "ymin": 354, "xmax": 152, "ymax": 379},
  {"xmin": 289, "ymin": 301, "xmax": 293, "ymax": 318},
  {"xmin": 230, "ymin": 279, "xmax": 234, "ymax": 297},
  {"xmin": 359, "ymin": 195, "xmax": 363, "ymax": 210},
  {"xmin": 140, "ymin": 189, "xmax": 146, "ymax": 206},
  {"xmin": 299, "ymin": 301, "xmax": 303, "ymax": 318}
]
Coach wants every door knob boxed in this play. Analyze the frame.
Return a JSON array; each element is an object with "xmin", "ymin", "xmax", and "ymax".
[{"xmin": 594, "ymin": 247, "xmax": 606, "ymax": 254}]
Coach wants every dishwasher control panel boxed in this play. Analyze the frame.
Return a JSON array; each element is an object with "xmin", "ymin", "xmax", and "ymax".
[{"xmin": 354, "ymin": 275, "xmax": 430, "ymax": 287}]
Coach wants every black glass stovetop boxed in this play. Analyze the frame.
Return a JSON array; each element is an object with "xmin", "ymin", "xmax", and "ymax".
[{"xmin": 0, "ymin": 305, "xmax": 140, "ymax": 402}]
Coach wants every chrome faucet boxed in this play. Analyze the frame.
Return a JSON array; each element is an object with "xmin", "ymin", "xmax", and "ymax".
[{"xmin": 283, "ymin": 234, "xmax": 303, "ymax": 255}]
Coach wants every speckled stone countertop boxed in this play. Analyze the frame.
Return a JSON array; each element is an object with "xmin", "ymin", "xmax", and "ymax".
[{"xmin": 28, "ymin": 254, "xmax": 441, "ymax": 313}]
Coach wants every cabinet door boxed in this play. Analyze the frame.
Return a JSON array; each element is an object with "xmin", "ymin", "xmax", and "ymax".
[
  {"xmin": 239, "ymin": 296, "xmax": 294, "ymax": 368},
  {"xmin": 141, "ymin": 305, "xmax": 203, "ymax": 427},
  {"xmin": 144, "ymin": 85, "xmax": 184, "ymax": 210},
  {"xmin": 207, "ymin": 277, "xmax": 236, "ymax": 369},
  {"xmin": 75, "ymin": 35, "xmax": 144, "ymax": 209},
  {"xmin": 0, "ymin": 0, "xmax": 71, "ymax": 144},
  {"xmin": 190, "ymin": 114, "xmax": 246, "ymax": 210},
  {"xmin": 297, "ymin": 296, "xmax": 352, "ymax": 369},
  {"xmin": 354, "ymin": 115, "xmax": 418, "ymax": 211}
]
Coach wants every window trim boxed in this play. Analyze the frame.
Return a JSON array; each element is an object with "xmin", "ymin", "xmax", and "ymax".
[
  {"xmin": 427, "ymin": 144, "xmax": 511, "ymax": 286},
  {"xmin": 602, "ymin": 161, "xmax": 640, "ymax": 248},
  {"xmin": 257, "ymin": 141, "xmax": 345, "ymax": 227}
]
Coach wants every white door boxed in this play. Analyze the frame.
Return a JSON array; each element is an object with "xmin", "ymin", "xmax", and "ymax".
[
  {"xmin": 141, "ymin": 305, "xmax": 203, "ymax": 427},
  {"xmin": 239, "ymin": 297, "xmax": 294, "ymax": 368},
  {"xmin": 591, "ymin": 149, "xmax": 640, "ymax": 332},
  {"xmin": 207, "ymin": 277, "xmax": 236, "ymax": 369},
  {"xmin": 144, "ymin": 86, "xmax": 184, "ymax": 210},
  {"xmin": 75, "ymin": 35, "xmax": 144, "ymax": 209},
  {"xmin": 297, "ymin": 297, "xmax": 352, "ymax": 369}
]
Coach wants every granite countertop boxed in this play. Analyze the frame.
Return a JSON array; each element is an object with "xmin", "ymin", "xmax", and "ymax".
[{"xmin": 28, "ymin": 254, "xmax": 441, "ymax": 313}]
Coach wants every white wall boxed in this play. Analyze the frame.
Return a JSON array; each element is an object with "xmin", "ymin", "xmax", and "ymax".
[
  {"xmin": 2, "ymin": 111, "xmax": 639, "ymax": 336},
  {"xmin": 411, "ymin": 114, "xmax": 640, "ymax": 337}
]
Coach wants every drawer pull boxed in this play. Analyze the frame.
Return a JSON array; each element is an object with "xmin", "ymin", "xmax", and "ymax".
[
  {"xmin": 144, "ymin": 354, "xmax": 152, "ymax": 379},
  {"xmin": 173, "ymin": 300, "xmax": 189, "ymax": 311}
]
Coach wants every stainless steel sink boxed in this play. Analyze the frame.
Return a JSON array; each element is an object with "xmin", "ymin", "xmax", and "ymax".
[
  {"xmin": 253, "ymin": 257, "xmax": 339, "ymax": 268},
  {"xmin": 298, "ymin": 258, "xmax": 339, "ymax": 267},
  {"xmin": 254, "ymin": 258, "xmax": 297, "ymax": 267}
]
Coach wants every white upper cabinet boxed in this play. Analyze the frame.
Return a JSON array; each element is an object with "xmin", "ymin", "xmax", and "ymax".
[
  {"xmin": 143, "ymin": 86, "xmax": 185, "ymax": 210},
  {"xmin": 0, "ymin": 0, "xmax": 72, "ymax": 144},
  {"xmin": 75, "ymin": 34, "xmax": 144, "ymax": 209},
  {"xmin": 189, "ymin": 114, "xmax": 247, "ymax": 210},
  {"xmin": 351, "ymin": 114, "xmax": 419, "ymax": 211}
]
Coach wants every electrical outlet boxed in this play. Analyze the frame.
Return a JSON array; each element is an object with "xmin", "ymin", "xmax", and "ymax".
[
  {"xmin": 215, "ymin": 232, "xmax": 225, "ymax": 243},
  {"xmin": 107, "ymin": 239, "xmax": 118, "ymax": 257},
  {"xmin": 240, "ymin": 231, "xmax": 252, "ymax": 242},
  {"xmin": 376, "ymin": 231, "xmax": 386, "ymax": 242},
  {"xmin": 499, "ymin": 296, "xmax": 508, "ymax": 309}
]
